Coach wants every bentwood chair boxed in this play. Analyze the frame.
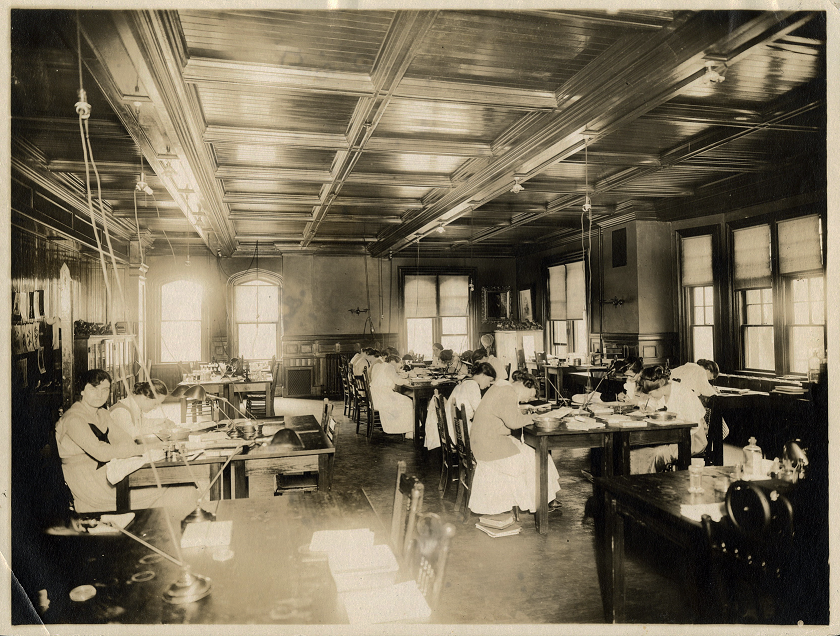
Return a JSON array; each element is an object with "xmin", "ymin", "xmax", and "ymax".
[
  {"xmin": 390, "ymin": 460, "xmax": 424, "ymax": 560},
  {"xmin": 350, "ymin": 370, "xmax": 369, "ymax": 434},
  {"xmin": 405, "ymin": 512, "xmax": 457, "ymax": 611},
  {"xmin": 451, "ymin": 403, "xmax": 475, "ymax": 523},
  {"xmin": 244, "ymin": 359, "xmax": 279, "ymax": 418},
  {"xmin": 338, "ymin": 356, "xmax": 352, "ymax": 417},
  {"xmin": 432, "ymin": 390, "xmax": 459, "ymax": 497},
  {"xmin": 320, "ymin": 397, "xmax": 334, "ymax": 432}
]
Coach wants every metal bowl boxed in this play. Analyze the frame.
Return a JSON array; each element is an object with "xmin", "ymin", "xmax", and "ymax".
[{"xmin": 533, "ymin": 414, "xmax": 563, "ymax": 429}]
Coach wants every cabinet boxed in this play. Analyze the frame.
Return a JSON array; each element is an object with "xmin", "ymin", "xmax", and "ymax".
[
  {"xmin": 494, "ymin": 330, "xmax": 544, "ymax": 374},
  {"xmin": 74, "ymin": 336, "xmax": 136, "ymax": 404}
]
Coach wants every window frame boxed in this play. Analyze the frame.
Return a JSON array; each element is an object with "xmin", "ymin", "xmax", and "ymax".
[
  {"xmin": 158, "ymin": 278, "xmax": 204, "ymax": 364},
  {"xmin": 398, "ymin": 266, "xmax": 476, "ymax": 358},
  {"xmin": 543, "ymin": 251, "xmax": 589, "ymax": 358},
  {"xmin": 727, "ymin": 211, "xmax": 826, "ymax": 377},
  {"xmin": 228, "ymin": 270, "xmax": 282, "ymax": 362}
]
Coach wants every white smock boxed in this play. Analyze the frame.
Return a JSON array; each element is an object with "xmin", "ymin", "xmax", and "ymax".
[{"xmin": 369, "ymin": 363, "xmax": 414, "ymax": 437}]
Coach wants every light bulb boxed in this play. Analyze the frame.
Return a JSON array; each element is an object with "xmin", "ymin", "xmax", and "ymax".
[{"xmin": 436, "ymin": 224, "xmax": 445, "ymax": 234}]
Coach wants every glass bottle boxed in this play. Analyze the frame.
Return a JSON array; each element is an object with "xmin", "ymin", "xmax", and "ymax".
[{"xmin": 743, "ymin": 436, "xmax": 762, "ymax": 477}]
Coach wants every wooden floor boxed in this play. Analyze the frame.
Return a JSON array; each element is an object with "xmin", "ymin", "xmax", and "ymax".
[{"xmin": 261, "ymin": 397, "xmax": 706, "ymax": 624}]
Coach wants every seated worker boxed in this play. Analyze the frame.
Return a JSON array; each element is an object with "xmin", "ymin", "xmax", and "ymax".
[
  {"xmin": 598, "ymin": 357, "xmax": 643, "ymax": 402},
  {"xmin": 472, "ymin": 346, "xmax": 507, "ymax": 383},
  {"xmin": 629, "ymin": 366, "xmax": 708, "ymax": 473},
  {"xmin": 352, "ymin": 347, "xmax": 379, "ymax": 377},
  {"xmin": 469, "ymin": 371, "xmax": 562, "ymax": 515},
  {"xmin": 369, "ymin": 354, "xmax": 414, "ymax": 437},
  {"xmin": 669, "ymin": 359, "xmax": 720, "ymax": 397},
  {"xmin": 55, "ymin": 370, "xmax": 186, "ymax": 513},
  {"xmin": 430, "ymin": 342, "xmax": 444, "ymax": 367},
  {"xmin": 439, "ymin": 349, "xmax": 469, "ymax": 376},
  {"xmin": 424, "ymin": 361, "xmax": 497, "ymax": 450},
  {"xmin": 110, "ymin": 379, "xmax": 176, "ymax": 440}
]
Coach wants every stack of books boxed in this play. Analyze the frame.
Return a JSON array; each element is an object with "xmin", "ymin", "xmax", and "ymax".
[{"xmin": 475, "ymin": 512, "xmax": 521, "ymax": 538}]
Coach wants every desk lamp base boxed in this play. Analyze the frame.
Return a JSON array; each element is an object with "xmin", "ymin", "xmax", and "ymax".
[
  {"xmin": 163, "ymin": 569, "xmax": 212, "ymax": 604},
  {"xmin": 181, "ymin": 505, "xmax": 216, "ymax": 531}
]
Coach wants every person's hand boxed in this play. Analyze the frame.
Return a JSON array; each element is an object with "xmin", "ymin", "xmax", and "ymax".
[{"xmin": 616, "ymin": 392, "xmax": 627, "ymax": 402}]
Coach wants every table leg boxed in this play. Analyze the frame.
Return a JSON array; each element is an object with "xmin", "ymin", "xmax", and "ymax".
[
  {"xmin": 534, "ymin": 437, "xmax": 549, "ymax": 534},
  {"xmin": 209, "ymin": 463, "xmax": 223, "ymax": 500},
  {"xmin": 603, "ymin": 496, "xmax": 626, "ymax": 622},
  {"xmin": 708, "ymin": 401, "xmax": 724, "ymax": 466},
  {"xmin": 319, "ymin": 453, "xmax": 334, "ymax": 491},
  {"xmin": 233, "ymin": 462, "xmax": 247, "ymax": 498},
  {"xmin": 613, "ymin": 432, "xmax": 631, "ymax": 476},
  {"xmin": 116, "ymin": 477, "xmax": 130, "ymax": 512},
  {"xmin": 413, "ymin": 398, "xmax": 425, "ymax": 451},
  {"xmin": 676, "ymin": 429, "xmax": 691, "ymax": 469},
  {"xmin": 266, "ymin": 383, "xmax": 274, "ymax": 417}
]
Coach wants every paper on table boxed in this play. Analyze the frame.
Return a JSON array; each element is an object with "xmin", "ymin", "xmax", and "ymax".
[
  {"xmin": 309, "ymin": 528, "xmax": 374, "ymax": 553},
  {"xmin": 328, "ymin": 543, "xmax": 398, "ymax": 575},
  {"xmin": 341, "ymin": 580, "xmax": 432, "ymax": 624},
  {"xmin": 181, "ymin": 520, "xmax": 233, "ymax": 548},
  {"xmin": 680, "ymin": 502, "xmax": 725, "ymax": 522}
]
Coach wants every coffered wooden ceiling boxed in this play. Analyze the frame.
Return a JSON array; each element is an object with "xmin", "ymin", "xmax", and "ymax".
[{"xmin": 10, "ymin": 9, "xmax": 826, "ymax": 259}]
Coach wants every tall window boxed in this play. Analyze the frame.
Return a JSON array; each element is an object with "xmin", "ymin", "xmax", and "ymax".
[
  {"xmin": 730, "ymin": 214, "xmax": 824, "ymax": 375},
  {"xmin": 680, "ymin": 234, "xmax": 715, "ymax": 362},
  {"xmin": 733, "ymin": 224, "xmax": 774, "ymax": 371},
  {"xmin": 547, "ymin": 261, "xmax": 587, "ymax": 357},
  {"xmin": 235, "ymin": 279, "xmax": 279, "ymax": 360},
  {"xmin": 404, "ymin": 274, "xmax": 470, "ymax": 358},
  {"xmin": 160, "ymin": 280, "xmax": 202, "ymax": 362}
]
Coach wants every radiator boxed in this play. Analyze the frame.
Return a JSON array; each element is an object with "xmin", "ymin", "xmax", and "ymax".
[
  {"xmin": 284, "ymin": 367, "xmax": 313, "ymax": 397},
  {"xmin": 324, "ymin": 353, "xmax": 342, "ymax": 397}
]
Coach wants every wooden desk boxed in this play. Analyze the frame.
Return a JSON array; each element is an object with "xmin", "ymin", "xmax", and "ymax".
[
  {"xmin": 397, "ymin": 380, "xmax": 457, "ymax": 449},
  {"xmin": 232, "ymin": 378, "xmax": 274, "ymax": 417},
  {"xmin": 176, "ymin": 378, "xmax": 238, "ymax": 422},
  {"xmin": 523, "ymin": 419, "xmax": 696, "ymax": 534},
  {"xmin": 596, "ymin": 466, "xmax": 731, "ymax": 623},
  {"xmin": 232, "ymin": 414, "xmax": 335, "ymax": 497},
  {"xmin": 37, "ymin": 490, "xmax": 385, "ymax": 625},
  {"xmin": 118, "ymin": 415, "xmax": 335, "ymax": 509}
]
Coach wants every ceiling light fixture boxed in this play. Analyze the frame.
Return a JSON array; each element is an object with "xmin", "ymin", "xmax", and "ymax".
[
  {"xmin": 510, "ymin": 177, "xmax": 524, "ymax": 194},
  {"xmin": 185, "ymin": 241, "xmax": 191, "ymax": 267},
  {"xmin": 436, "ymin": 223, "xmax": 445, "ymax": 234}
]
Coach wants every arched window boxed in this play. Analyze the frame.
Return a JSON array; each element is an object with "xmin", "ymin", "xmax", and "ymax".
[
  {"xmin": 160, "ymin": 280, "xmax": 202, "ymax": 362},
  {"xmin": 234, "ymin": 278, "xmax": 279, "ymax": 360}
]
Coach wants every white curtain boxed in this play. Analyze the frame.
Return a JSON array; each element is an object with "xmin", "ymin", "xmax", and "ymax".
[
  {"xmin": 778, "ymin": 215, "xmax": 822, "ymax": 274},
  {"xmin": 681, "ymin": 235, "xmax": 713, "ymax": 286},
  {"xmin": 404, "ymin": 275, "xmax": 437, "ymax": 318},
  {"xmin": 733, "ymin": 225, "xmax": 772, "ymax": 289},
  {"xmin": 548, "ymin": 265, "xmax": 566, "ymax": 320}
]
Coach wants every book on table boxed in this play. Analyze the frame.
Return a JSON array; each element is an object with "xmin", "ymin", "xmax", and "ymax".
[
  {"xmin": 478, "ymin": 512, "xmax": 515, "ymax": 529},
  {"xmin": 475, "ymin": 522, "xmax": 522, "ymax": 538}
]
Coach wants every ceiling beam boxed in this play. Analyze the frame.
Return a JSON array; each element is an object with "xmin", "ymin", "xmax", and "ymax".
[
  {"xmin": 371, "ymin": 11, "xmax": 808, "ymax": 256},
  {"xmin": 301, "ymin": 10, "xmax": 439, "ymax": 247},
  {"xmin": 523, "ymin": 10, "xmax": 674, "ymax": 30},
  {"xmin": 184, "ymin": 59, "xmax": 556, "ymax": 111},
  {"xmin": 215, "ymin": 165, "xmax": 451, "ymax": 188}
]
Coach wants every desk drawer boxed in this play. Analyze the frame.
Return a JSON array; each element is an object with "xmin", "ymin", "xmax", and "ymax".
[
  {"xmin": 244, "ymin": 456, "xmax": 318, "ymax": 476},
  {"xmin": 129, "ymin": 464, "xmax": 211, "ymax": 488}
]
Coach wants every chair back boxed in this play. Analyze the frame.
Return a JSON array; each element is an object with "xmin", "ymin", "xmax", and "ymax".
[
  {"xmin": 406, "ymin": 513, "xmax": 456, "ymax": 610},
  {"xmin": 390, "ymin": 460, "xmax": 424, "ymax": 558},
  {"xmin": 451, "ymin": 403, "xmax": 472, "ymax": 468},
  {"xmin": 432, "ymin": 390, "xmax": 452, "ymax": 455},
  {"xmin": 320, "ymin": 397, "xmax": 333, "ymax": 432},
  {"xmin": 325, "ymin": 415, "xmax": 338, "ymax": 445},
  {"xmin": 362, "ymin": 367, "xmax": 375, "ymax": 412},
  {"xmin": 270, "ymin": 360, "xmax": 281, "ymax": 395}
]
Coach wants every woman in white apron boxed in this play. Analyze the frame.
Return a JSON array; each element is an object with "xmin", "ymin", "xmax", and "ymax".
[
  {"xmin": 369, "ymin": 354, "xmax": 414, "ymax": 437},
  {"xmin": 109, "ymin": 379, "xmax": 175, "ymax": 440},
  {"xmin": 469, "ymin": 370, "xmax": 562, "ymax": 515}
]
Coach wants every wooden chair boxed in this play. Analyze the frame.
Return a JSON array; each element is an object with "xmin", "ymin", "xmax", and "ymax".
[
  {"xmin": 432, "ymin": 390, "xmax": 459, "ymax": 497},
  {"xmin": 324, "ymin": 412, "xmax": 338, "ymax": 446},
  {"xmin": 244, "ymin": 359, "xmax": 279, "ymax": 418},
  {"xmin": 390, "ymin": 460, "xmax": 424, "ymax": 559},
  {"xmin": 350, "ymin": 370, "xmax": 369, "ymax": 435},
  {"xmin": 338, "ymin": 356, "xmax": 352, "ymax": 417},
  {"xmin": 361, "ymin": 367, "xmax": 382, "ymax": 439},
  {"xmin": 320, "ymin": 397, "xmax": 334, "ymax": 432},
  {"xmin": 451, "ymin": 403, "xmax": 475, "ymax": 523},
  {"xmin": 405, "ymin": 512, "xmax": 457, "ymax": 611}
]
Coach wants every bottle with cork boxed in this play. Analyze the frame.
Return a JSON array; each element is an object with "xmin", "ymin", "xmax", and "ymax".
[{"xmin": 742, "ymin": 437, "xmax": 763, "ymax": 477}]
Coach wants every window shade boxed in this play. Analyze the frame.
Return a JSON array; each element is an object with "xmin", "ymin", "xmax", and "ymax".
[
  {"xmin": 778, "ymin": 215, "xmax": 822, "ymax": 274},
  {"xmin": 566, "ymin": 261, "xmax": 586, "ymax": 320},
  {"xmin": 438, "ymin": 275, "xmax": 469, "ymax": 316},
  {"xmin": 733, "ymin": 225, "xmax": 772, "ymax": 289},
  {"xmin": 681, "ymin": 235, "xmax": 713, "ymax": 286},
  {"xmin": 548, "ymin": 265, "xmax": 566, "ymax": 320},
  {"xmin": 404, "ymin": 275, "xmax": 437, "ymax": 318}
]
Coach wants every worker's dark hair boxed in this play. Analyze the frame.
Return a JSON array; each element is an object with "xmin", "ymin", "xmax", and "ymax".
[
  {"xmin": 77, "ymin": 368, "xmax": 112, "ymax": 394},
  {"xmin": 637, "ymin": 365, "xmax": 668, "ymax": 394},
  {"xmin": 385, "ymin": 354, "xmax": 401, "ymax": 364},
  {"xmin": 472, "ymin": 361, "xmax": 497, "ymax": 380},
  {"xmin": 433, "ymin": 342, "xmax": 444, "ymax": 351},
  {"xmin": 368, "ymin": 349, "xmax": 381, "ymax": 358},
  {"xmin": 511, "ymin": 370, "xmax": 537, "ymax": 389},
  {"xmin": 696, "ymin": 359, "xmax": 720, "ymax": 379},
  {"xmin": 614, "ymin": 356, "xmax": 643, "ymax": 375},
  {"xmin": 133, "ymin": 379, "xmax": 169, "ymax": 399},
  {"xmin": 472, "ymin": 347, "xmax": 488, "ymax": 363},
  {"xmin": 384, "ymin": 346, "xmax": 400, "ymax": 357},
  {"xmin": 439, "ymin": 349, "xmax": 453, "ymax": 362}
]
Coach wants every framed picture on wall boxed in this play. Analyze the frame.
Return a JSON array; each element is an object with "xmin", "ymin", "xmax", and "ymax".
[
  {"xmin": 482, "ymin": 287, "xmax": 510, "ymax": 322},
  {"xmin": 519, "ymin": 289, "xmax": 533, "ymax": 322}
]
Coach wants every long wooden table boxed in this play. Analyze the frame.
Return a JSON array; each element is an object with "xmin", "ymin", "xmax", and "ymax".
[
  {"xmin": 523, "ymin": 419, "xmax": 696, "ymax": 534},
  {"xmin": 595, "ymin": 466, "xmax": 731, "ymax": 623},
  {"xmin": 397, "ymin": 380, "xmax": 457, "ymax": 449},
  {"xmin": 117, "ymin": 415, "xmax": 334, "ymax": 510},
  {"xmin": 35, "ymin": 490, "xmax": 385, "ymax": 625}
]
